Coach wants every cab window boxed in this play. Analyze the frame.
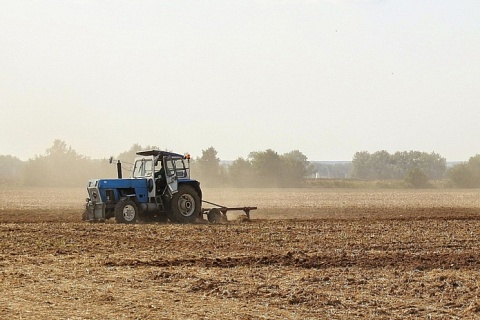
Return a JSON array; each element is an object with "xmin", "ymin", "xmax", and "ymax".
[
  {"xmin": 174, "ymin": 159, "xmax": 187, "ymax": 178},
  {"xmin": 165, "ymin": 158, "xmax": 176, "ymax": 177},
  {"xmin": 132, "ymin": 159, "xmax": 153, "ymax": 178}
]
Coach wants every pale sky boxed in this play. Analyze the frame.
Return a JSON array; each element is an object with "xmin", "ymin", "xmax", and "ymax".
[{"xmin": 1, "ymin": 0, "xmax": 479, "ymax": 161}]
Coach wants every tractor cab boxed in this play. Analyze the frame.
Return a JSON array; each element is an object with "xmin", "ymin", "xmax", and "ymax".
[{"xmin": 133, "ymin": 150, "xmax": 192, "ymax": 196}]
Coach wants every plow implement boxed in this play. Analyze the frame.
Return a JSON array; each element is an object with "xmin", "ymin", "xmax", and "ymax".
[{"xmin": 201, "ymin": 200, "xmax": 257, "ymax": 223}]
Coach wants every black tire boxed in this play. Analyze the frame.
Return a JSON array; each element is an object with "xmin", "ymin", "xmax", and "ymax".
[
  {"xmin": 114, "ymin": 199, "xmax": 138, "ymax": 224},
  {"xmin": 168, "ymin": 185, "xmax": 201, "ymax": 223}
]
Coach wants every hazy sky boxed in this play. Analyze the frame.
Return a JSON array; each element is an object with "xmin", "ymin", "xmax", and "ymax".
[{"xmin": 1, "ymin": 0, "xmax": 479, "ymax": 161}]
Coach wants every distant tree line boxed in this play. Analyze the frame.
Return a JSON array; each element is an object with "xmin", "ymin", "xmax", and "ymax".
[
  {"xmin": 192, "ymin": 147, "xmax": 315, "ymax": 188},
  {"xmin": 351, "ymin": 150, "xmax": 447, "ymax": 187},
  {"xmin": 20, "ymin": 140, "xmax": 114, "ymax": 187},
  {"xmin": 0, "ymin": 141, "xmax": 315, "ymax": 188},
  {"xmin": 0, "ymin": 140, "xmax": 479, "ymax": 188}
]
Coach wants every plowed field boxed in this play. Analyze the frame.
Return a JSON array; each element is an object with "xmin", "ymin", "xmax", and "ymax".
[{"xmin": 1, "ymin": 188, "xmax": 480, "ymax": 319}]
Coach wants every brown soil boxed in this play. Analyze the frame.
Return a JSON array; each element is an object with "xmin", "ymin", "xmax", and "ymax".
[{"xmin": 0, "ymin": 188, "xmax": 479, "ymax": 319}]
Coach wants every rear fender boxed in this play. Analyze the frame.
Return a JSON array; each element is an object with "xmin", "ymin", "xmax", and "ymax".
[{"xmin": 179, "ymin": 181, "xmax": 202, "ymax": 200}]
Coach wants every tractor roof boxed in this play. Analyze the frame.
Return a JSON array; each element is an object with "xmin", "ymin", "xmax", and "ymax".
[{"xmin": 136, "ymin": 150, "xmax": 186, "ymax": 159}]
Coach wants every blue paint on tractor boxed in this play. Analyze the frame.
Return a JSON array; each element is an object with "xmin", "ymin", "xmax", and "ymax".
[{"xmin": 96, "ymin": 178, "xmax": 149, "ymax": 203}]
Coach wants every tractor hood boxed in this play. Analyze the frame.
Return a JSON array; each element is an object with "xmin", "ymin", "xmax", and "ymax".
[{"xmin": 87, "ymin": 178, "xmax": 151, "ymax": 204}]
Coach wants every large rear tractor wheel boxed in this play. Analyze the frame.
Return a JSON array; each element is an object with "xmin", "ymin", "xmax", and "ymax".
[
  {"xmin": 168, "ymin": 185, "xmax": 201, "ymax": 223},
  {"xmin": 114, "ymin": 199, "xmax": 139, "ymax": 224}
]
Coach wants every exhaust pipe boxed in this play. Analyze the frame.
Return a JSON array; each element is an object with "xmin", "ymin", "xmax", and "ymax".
[
  {"xmin": 109, "ymin": 157, "xmax": 123, "ymax": 179},
  {"xmin": 117, "ymin": 161, "xmax": 122, "ymax": 179}
]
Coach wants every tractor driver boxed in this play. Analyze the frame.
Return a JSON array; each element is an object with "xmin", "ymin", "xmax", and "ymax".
[{"xmin": 154, "ymin": 161, "xmax": 167, "ymax": 192}]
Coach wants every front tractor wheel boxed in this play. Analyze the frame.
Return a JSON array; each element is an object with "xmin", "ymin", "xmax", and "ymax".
[
  {"xmin": 114, "ymin": 199, "xmax": 139, "ymax": 224},
  {"xmin": 168, "ymin": 185, "xmax": 201, "ymax": 223}
]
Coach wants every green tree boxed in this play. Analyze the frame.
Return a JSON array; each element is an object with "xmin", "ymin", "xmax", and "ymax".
[
  {"xmin": 23, "ymin": 139, "xmax": 89, "ymax": 187},
  {"xmin": 352, "ymin": 151, "xmax": 373, "ymax": 179},
  {"xmin": 391, "ymin": 151, "xmax": 410, "ymax": 179},
  {"xmin": 228, "ymin": 157, "xmax": 254, "ymax": 187},
  {"xmin": 281, "ymin": 150, "xmax": 313, "ymax": 186},
  {"xmin": 405, "ymin": 168, "xmax": 429, "ymax": 188},
  {"xmin": 370, "ymin": 150, "xmax": 395, "ymax": 179},
  {"xmin": 448, "ymin": 155, "xmax": 480, "ymax": 188},
  {"xmin": 249, "ymin": 149, "xmax": 282, "ymax": 187},
  {"xmin": 193, "ymin": 147, "xmax": 224, "ymax": 187},
  {"xmin": 408, "ymin": 151, "xmax": 446, "ymax": 180},
  {"xmin": 117, "ymin": 143, "xmax": 143, "ymax": 164},
  {"xmin": 47, "ymin": 139, "xmax": 87, "ymax": 186},
  {"xmin": 0, "ymin": 155, "xmax": 25, "ymax": 187}
]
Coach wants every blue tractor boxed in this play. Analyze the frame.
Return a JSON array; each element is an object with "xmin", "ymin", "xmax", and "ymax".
[{"xmin": 84, "ymin": 150, "xmax": 203, "ymax": 223}]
